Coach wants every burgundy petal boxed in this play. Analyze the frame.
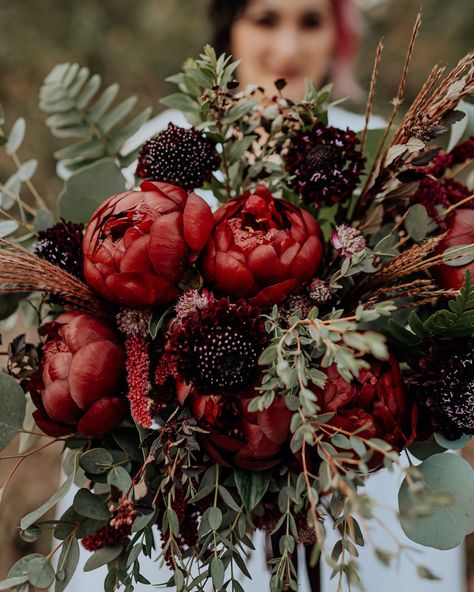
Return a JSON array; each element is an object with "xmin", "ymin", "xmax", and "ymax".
[{"xmin": 68, "ymin": 340, "xmax": 124, "ymax": 409}]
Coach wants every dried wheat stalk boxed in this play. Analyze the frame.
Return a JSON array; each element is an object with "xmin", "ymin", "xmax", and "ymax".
[{"xmin": 0, "ymin": 239, "xmax": 112, "ymax": 319}]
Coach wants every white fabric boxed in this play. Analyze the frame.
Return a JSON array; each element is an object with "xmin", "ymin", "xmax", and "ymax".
[{"xmin": 54, "ymin": 106, "xmax": 464, "ymax": 591}]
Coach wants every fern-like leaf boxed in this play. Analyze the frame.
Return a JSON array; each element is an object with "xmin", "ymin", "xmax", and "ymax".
[
  {"xmin": 39, "ymin": 63, "xmax": 153, "ymax": 173},
  {"xmin": 389, "ymin": 272, "xmax": 474, "ymax": 347}
]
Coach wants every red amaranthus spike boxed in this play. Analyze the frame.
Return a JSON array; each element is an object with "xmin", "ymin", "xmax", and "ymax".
[{"xmin": 116, "ymin": 309, "xmax": 154, "ymax": 428}]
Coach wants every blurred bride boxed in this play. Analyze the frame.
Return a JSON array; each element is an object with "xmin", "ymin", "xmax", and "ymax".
[{"xmin": 59, "ymin": 1, "xmax": 464, "ymax": 591}]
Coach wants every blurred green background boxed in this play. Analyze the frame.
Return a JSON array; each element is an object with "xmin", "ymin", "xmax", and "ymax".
[{"xmin": 0, "ymin": 0, "xmax": 472, "ymax": 204}]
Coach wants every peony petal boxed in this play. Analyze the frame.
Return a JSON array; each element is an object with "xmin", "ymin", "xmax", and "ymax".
[
  {"xmin": 140, "ymin": 181, "xmax": 187, "ymax": 208},
  {"xmin": 214, "ymin": 251, "xmax": 258, "ymax": 297},
  {"xmin": 246, "ymin": 244, "xmax": 287, "ymax": 283},
  {"xmin": 249, "ymin": 279, "xmax": 298, "ymax": 307},
  {"xmin": 83, "ymin": 258, "xmax": 117, "ymax": 303},
  {"xmin": 69, "ymin": 341, "xmax": 125, "ymax": 409},
  {"xmin": 33, "ymin": 410, "xmax": 74, "ymax": 437},
  {"xmin": 42, "ymin": 380, "xmax": 82, "ymax": 424},
  {"xmin": 290, "ymin": 236, "xmax": 323, "ymax": 280},
  {"xmin": 105, "ymin": 272, "xmax": 178, "ymax": 306},
  {"xmin": 43, "ymin": 352, "xmax": 72, "ymax": 387},
  {"xmin": 62, "ymin": 315, "xmax": 119, "ymax": 353},
  {"xmin": 148, "ymin": 211, "xmax": 188, "ymax": 282},
  {"xmin": 183, "ymin": 192, "xmax": 214, "ymax": 251},
  {"xmin": 119, "ymin": 234, "xmax": 155, "ymax": 274},
  {"xmin": 77, "ymin": 397, "xmax": 128, "ymax": 437},
  {"xmin": 257, "ymin": 398, "xmax": 292, "ymax": 444}
]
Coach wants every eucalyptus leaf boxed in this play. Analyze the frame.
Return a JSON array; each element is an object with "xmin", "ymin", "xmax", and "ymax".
[
  {"xmin": 0, "ymin": 372, "xmax": 26, "ymax": 452},
  {"xmin": 399, "ymin": 453, "xmax": 474, "ymax": 549},
  {"xmin": 58, "ymin": 158, "xmax": 126, "ymax": 223},
  {"xmin": 107, "ymin": 466, "xmax": 132, "ymax": 494},
  {"xmin": 83, "ymin": 546, "xmax": 123, "ymax": 572},
  {"xmin": 27, "ymin": 556, "xmax": 55, "ymax": 589},
  {"xmin": 434, "ymin": 432, "xmax": 472, "ymax": 450},
  {"xmin": 0, "ymin": 220, "xmax": 19, "ymax": 238},
  {"xmin": 80, "ymin": 447, "xmax": 114, "ymax": 474},
  {"xmin": 21, "ymin": 452, "xmax": 80, "ymax": 530},
  {"xmin": 73, "ymin": 488, "xmax": 110, "ymax": 520},
  {"xmin": 6, "ymin": 117, "xmax": 26, "ymax": 154},
  {"xmin": 234, "ymin": 469, "xmax": 272, "ymax": 513},
  {"xmin": 55, "ymin": 538, "xmax": 80, "ymax": 592}
]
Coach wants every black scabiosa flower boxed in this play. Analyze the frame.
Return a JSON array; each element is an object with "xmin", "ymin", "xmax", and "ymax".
[
  {"xmin": 428, "ymin": 349, "xmax": 474, "ymax": 440},
  {"xmin": 166, "ymin": 293, "xmax": 268, "ymax": 394},
  {"xmin": 136, "ymin": 123, "xmax": 221, "ymax": 191},
  {"xmin": 34, "ymin": 220, "xmax": 84, "ymax": 279},
  {"xmin": 285, "ymin": 122, "xmax": 365, "ymax": 206}
]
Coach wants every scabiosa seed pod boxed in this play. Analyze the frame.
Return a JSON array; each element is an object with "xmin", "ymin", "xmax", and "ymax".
[
  {"xmin": 285, "ymin": 122, "xmax": 365, "ymax": 206},
  {"xmin": 35, "ymin": 220, "xmax": 84, "ymax": 279},
  {"xmin": 136, "ymin": 123, "xmax": 221, "ymax": 190},
  {"xmin": 331, "ymin": 224, "xmax": 366, "ymax": 259},
  {"xmin": 308, "ymin": 278, "xmax": 333, "ymax": 305}
]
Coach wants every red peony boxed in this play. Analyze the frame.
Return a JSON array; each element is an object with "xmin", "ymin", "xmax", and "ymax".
[
  {"xmin": 178, "ymin": 383, "xmax": 292, "ymax": 470},
  {"xmin": 83, "ymin": 181, "xmax": 214, "ymax": 306},
  {"xmin": 199, "ymin": 186, "xmax": 323, "ymax": 306},
  {"xmin": 434, "ymin": 209, "xmax": 474, "ymax": 290},
  {"xmin": 30, "ymin": 313, "xmax": 127, "ymax": 437},
  {"xmin": 313, "ymin": 355, "xmax": 417, "ymax": 456}
]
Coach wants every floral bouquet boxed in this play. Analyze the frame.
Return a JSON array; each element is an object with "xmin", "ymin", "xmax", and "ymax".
[{"xmin": 0, "ymin": 19, "xmax": 474, "ymax": 592}]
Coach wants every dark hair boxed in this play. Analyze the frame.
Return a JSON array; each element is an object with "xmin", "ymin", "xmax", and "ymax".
[
  {"xmin": 208, "ymin": 0, "xmax": 362, "ymax": 99},
  {"xmin": 209, "ymin": 0, "xmax": 249, "ymax": 56}
]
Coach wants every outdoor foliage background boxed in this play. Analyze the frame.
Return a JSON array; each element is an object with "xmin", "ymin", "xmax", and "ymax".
[{"xmin": 0, "ymin": 0, "xmax": 472, "ymax": 581}]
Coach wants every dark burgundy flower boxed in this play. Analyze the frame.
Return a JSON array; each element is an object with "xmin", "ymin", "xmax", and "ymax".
[
  {"xmin": 178, "ymin": 384, "xmax": 292, "ymax": 470},
  {"xmin": 35, "ymin": 220, "xmax": 84, "ymax": 279},
  {"xmin": 83, "ymin": 181, "xmax": 214, "ymax": 306},
  {"xmin": 81, "ymin": 523, "xmax": 130, "ymax": 551},
  {"xmin": 199, "ymin": 185, "xmax": 324, "ymax": 306},
  {"xmin": 409, "ymin": 340, "xmax": 474, "ymax": 441},
  {"xmin": 434, "ymin": 209, "xmax": 474, "ymax": 290},
  {"xmin": 30, "ymin": 313, "xmax": 127, "ymax": 438},
  {"xmin": 136, "ymin": 123, "xmax": 221, "ymax": 190},
  {"xmin": 421, "ymin": 138, "xmax": 474, "ymax": 178},
  {"xmin": 411, "ymin": 177, "xmax": 472, "ymax": 229},
  {"xmin": 312, "ymin": 355, "xmax": 417, "ymax": 457},
  {"xmin": 166, "ymin": 295, "xmax": 268, "ymax": 395},
  {"xmin": 285, "ymin": 122, "xmax": 365, "ymax": 206}
]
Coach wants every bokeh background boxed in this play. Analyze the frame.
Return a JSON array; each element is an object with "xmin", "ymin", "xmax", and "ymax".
[{"xmin": 0, "ymin": 0, "xmax": 472, "ymax": 586}]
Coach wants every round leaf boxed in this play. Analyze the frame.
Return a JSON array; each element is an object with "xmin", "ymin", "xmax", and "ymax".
[
  {"xmin": 107, "ymin": 466, "xmax": 132, "ymax": 494},
  {"xmin": 434, "ymin": 432, "xmax": 472, "ymax": 450},
  {"xmin": 58, "ymin": 158, "xmax": 126, "ymax": 223},
  {"xmin": 27, "ymin": 556, "xmax": 55, "ymax": 589},
  {"xmin": 73, "ymin": 488, "xmax": 110, "ymax": 520},
  {"xmin": 399, "ymin": 453, "xmax": 474, "ymax": 549},
  {"xmin": 0, "ymin": 372, "xmax": 26, "ymax": 452},
  {"xmin": 6, "ymin": 118, "xmax": 26, "ymax": 154},
  {"xmin": 79, "ymin": 448, "xmax": 114, "ymax": 474},
  {"xmin": 208, "ymin": 507, "xmax": 222, "ymax": 530},
  {"xmin": 83, "ymin": 546, "xmax": 122, "ymax": 572}
]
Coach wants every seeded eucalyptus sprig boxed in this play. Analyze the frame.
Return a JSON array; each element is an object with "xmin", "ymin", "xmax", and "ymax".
[{"xmin": 163, "ymin": 45, "xmax": 334, "ymax": 203}]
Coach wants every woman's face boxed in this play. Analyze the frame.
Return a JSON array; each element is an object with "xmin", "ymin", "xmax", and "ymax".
[{"xmin": 230, "ymin": 0, "xmax": 337, "ymax": 102}]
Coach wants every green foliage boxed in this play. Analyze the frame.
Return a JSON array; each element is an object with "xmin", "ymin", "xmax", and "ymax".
[
  {"xmin": 40, "ymin": 62, "xmax": 152, "ymax": 174},
  {"xmin": 389, "ymin": 271, "xmax": 474, "ymax": 348},
  {"xmin": 58, "ymin": 157, "xmax": 126, "ymax": 223},
  {"xmin": 399, "ymin": 453, "xmax": 474, "ymax": 549},
  {"xmin": 234, "ymin": 469, "xmax": 272, "ymax": 513},
  {"xmin": 20, "ymin": 451, "xmax": 80, "ymax": 531},
  {"xmin": 0, "ymin": 372, "xmax": 26, "ymax": 452}
]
